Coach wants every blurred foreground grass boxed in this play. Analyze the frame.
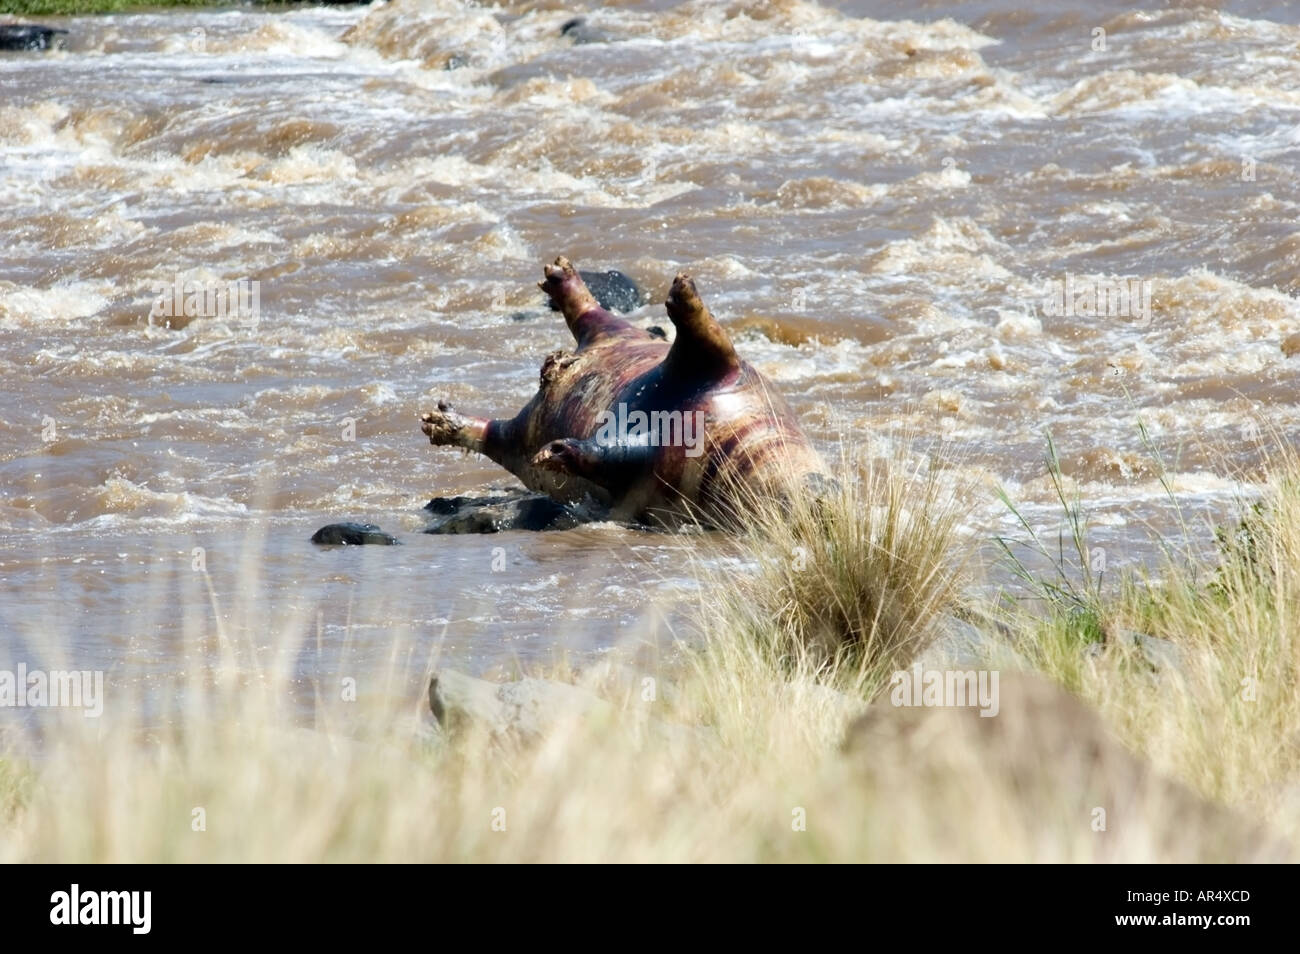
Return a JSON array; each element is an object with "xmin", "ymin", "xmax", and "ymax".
[{"xmin": 1, "ymin": 438, "xmax": 1296, "ymax": 862}]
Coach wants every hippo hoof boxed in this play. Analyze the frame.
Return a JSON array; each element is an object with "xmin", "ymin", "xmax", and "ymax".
[
  {"xmin": 530, "ymin": 440, "xmax": 576, "ymax": 474},
  {"xmin": 420, "ymin": 400, "xmax": 467, "ymax": 446},
  {"xmin": 311, "ymin": 522, "xmax": 401, "ymax": 546}
]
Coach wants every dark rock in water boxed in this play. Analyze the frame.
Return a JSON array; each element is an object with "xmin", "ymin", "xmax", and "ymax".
[
  {"xmin": 0, "ymin": 25, "xmax": 69, "ymax": 51},
  {"xmin": 444, "ymin": 53, "xmax": 469, "ymax": 71},
  {"xmin": 646, "ymin": 325, "xmax": 668, "ymax": 339},
  {"xmin": 423, "ymin": 490, "xmax": 581, "ymax": 533},
  {"xmin": 545, "ymin": 269, "xmax": 645, "ymax": 315},
  {"xmin": 559, "ymin": 17, "xmax": 612, "ymax": 45},
  {"xmin": 311, "ymin": 522, "xmax": 401, "ymax": 545}
]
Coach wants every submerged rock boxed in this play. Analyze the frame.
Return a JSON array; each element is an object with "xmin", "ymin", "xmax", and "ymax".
[
  {"xmin": 559, "ymin": 17, "xmax": 613, "ymax": 46},
  {"xmin": 423, "ymin": 489, "xmax": 582, "ymax": 533},
  {"xmin": 311, "ymin": 522, "xmax": 401, "ymax": 545},
  {"xmin": 0, "ymin": 25, "xmax": 68, "ymax": 51}
]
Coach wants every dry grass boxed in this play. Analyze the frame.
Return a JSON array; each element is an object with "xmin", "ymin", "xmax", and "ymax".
[
  {"xmin": 1001, "ymin": 448, "xmax": 1300, "ymax": 847},
  {"xmin": 690, "ymin": 441, "xmax": 973, "ymax": 693},
  {"xmin": 1, "ymin": 440, "xmax": 1297, "ymax": 862}
]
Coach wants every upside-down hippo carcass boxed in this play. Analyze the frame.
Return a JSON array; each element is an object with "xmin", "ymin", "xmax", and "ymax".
[{"xmin": 419, "ymin": 258, "xmax": 828, "ymax": 527}]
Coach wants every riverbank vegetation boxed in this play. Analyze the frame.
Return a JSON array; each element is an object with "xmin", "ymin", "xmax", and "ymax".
[{"xmin": 1, "ymin": 438, "xmax": 1296, "ymax": 861}]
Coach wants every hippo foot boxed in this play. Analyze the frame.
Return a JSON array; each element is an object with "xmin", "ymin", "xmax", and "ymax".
[
  {"xmin": 537, "ymin": 256, "xmax": 599, "ymax": 318},
  {"xmin": 420, "ymin": 400, "xmax": 471, "ymax": 447},
  {"xmin": 530, "ymin": 440, "xmax": 574, "ymax": 475}
]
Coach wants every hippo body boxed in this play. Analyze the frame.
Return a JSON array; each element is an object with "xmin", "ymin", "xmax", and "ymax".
[{"xmin": 421, "ymin": 258, "xmax": 826, "ymax": 527}]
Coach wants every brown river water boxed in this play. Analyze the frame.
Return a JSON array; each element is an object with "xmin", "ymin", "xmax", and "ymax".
[{"xmin": 1, "ymin": 0, "xmax": 1298, "ymax": 721}]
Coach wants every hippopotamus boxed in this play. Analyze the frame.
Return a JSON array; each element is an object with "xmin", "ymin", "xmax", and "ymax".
[{"xmin": 419, "ymin": 257, "xmax": 827, "ymax": 528}]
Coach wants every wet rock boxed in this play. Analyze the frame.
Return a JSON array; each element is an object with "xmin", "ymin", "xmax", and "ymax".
[
  {"xmin": 430, "ymin": 669, "xmax": 612, "ymax": 741},
  {"xmin": 1128, "ymin": 630, "xmax": 1185, "ymax": 673},
  {"xmin": 423, "ymin": 490, "xmax": 582, "ymax": 533},
  {"xmin": 0, "ymin": 25, "xmax": 68, "ymax": 51},
  {"xmin": 559, "ymin": 17, "xmax": 612, "ymax": 45},
  {"xmin": 913, "ymin": 609, "xmax": 1027, "ymax": 671},
  {"xmin": 1282, "ymin": 331, "xmax": 1300, "ymax": 357},
  {"xmin": 429, "ymin": 668, "xmax": 701, "ymax": 746},
  {"xmin": 311, "ymin": 522, "xmax": 401, "ymax": 546}
]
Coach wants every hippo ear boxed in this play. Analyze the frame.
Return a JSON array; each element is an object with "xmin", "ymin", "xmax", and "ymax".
[{"xmin": 663, "ymin": 272, "xmax": 740, "ymax": 380}]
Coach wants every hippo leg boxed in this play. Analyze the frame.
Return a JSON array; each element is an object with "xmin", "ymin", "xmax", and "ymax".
[
  {"xmin": 537, "ymin": 256, "xmax": 647, "ymax": 347},
  {"xmin": 662, "ymin": 272, "xmax": 741, "ymax": 382},
  {"xmin": 420, "ymin": 400, "xmax": 531, "ymax": 477},
  {"xmin": 421, "ymin": 401, "xmax": 604, "ymax": 501},
  {"xmin": 530, "ymin": 437, "xmax": 656, "ymax": 496}
]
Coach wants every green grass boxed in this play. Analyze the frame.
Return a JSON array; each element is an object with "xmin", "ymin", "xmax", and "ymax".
[{"xmin": 2, "ymin": 0, "xmax": 252, "ymax": 16}]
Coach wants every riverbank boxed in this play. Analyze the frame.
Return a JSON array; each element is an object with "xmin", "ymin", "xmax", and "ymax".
[{"xmin": 1, "ymin": 0, "xmax": 283, "ymax": 16}]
